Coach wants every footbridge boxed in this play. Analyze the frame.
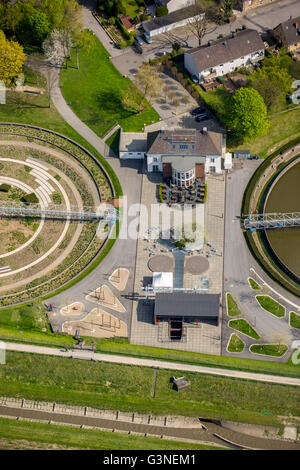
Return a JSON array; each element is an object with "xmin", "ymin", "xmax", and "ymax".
[
  {"xmin": 244, "ymin": 212, "xmax": 300, "ymax": 230},
  {"xmin": 0, "ymin": 201, "xmax": 118, "ymax": 222}
]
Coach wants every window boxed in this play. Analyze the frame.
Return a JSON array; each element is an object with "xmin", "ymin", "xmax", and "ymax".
[
  {"xmin": 211, "ymin": 158, "xmax": 215, "ymax": 163},
  {"xmin": 180, "ymin": 144, "xmax": 188, "ymax": 149},
  {"xmin": 209, "ymin": 166, "xmax": 216, "ymax": 173},
  {"xmin": 153, "ymin": 157, "xmax": 158, "ymax": 162}
]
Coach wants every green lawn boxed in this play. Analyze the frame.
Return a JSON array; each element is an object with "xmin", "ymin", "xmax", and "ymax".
[
  {"xmin": 226, "ymin": 293, "xmax": 242, "ymax": 317},
  {"xmin": 198, "ymin": 85, "xmax": 300, "ymax": 157},
  {"xmin": 1, "ymin": 351, "xmax": 299, "ymax": 425},
  {"xmin": 256, "ymin": 296, "xmax": 285, "ymax": 318},
  {"xmin": 106, "ymin": 129, "xmax": 120, "ymax": 155},
  {"xmin": 229, "ymin": 319, "xmax": 260, "ymax": 340},
  {"xmin": 248, "ymin": 278, "xmax": 261, "ymax": 290},
  {"xmin": 60, "ymin": 31, "xmax": 160, "ymax": 138},
  {"xmin": 227, "ymin": 334, "xmax": 245, "ymax": 353},
  {"xmin": 0, "ymin": 417, "xmax": 223, "ymax": 450},
  {"xmin": 290, "ymin": 312, "xmax": 300, "ymax": 329},
  {"xmin": 250, "ymin": 344, "xmax": 288, "ymax": 357}
]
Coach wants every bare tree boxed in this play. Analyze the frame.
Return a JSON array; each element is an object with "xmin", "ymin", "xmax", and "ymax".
[
  {"xmin": 186, "ymin": 0, "xmax": 208, "ymax": 46},
  {"xmin": 134, "ymin": 63, "xmax": 163, "ymax": 105},
  {"xmin": 43, "ymin": 29, "xmax": 67, "ymax": 67},
  {"xmin": 269, "ymin": 331, "xmax": 292, "ymax": 353}
]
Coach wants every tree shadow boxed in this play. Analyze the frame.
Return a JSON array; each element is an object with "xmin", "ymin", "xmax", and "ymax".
[{"xmin": 94, "ymin": 89, "xmax": 135, "ymax": 119}]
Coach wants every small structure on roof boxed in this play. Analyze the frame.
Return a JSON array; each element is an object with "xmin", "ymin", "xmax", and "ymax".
[{"xmin": 152, "ymin": 272, "xmax": 173, "ymax": 290}]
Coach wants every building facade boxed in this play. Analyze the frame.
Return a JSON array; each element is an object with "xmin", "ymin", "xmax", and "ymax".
[
  {"xmin": 119, "ymin": 128, "xmax": 224, "ymax": 182},
  {"xmin": 235, "ymin": 0, "xmax": 280, "ymax": 12},
  {"xmin": 184, "ymin": 29, "xmax": 265, "ymax": 83},
  {"xmin": 142, "ymin": 5, "xmax": 204, "ymax": 38}
]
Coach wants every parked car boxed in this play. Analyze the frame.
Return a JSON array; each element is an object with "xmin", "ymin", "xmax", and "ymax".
[
  {"xmin": 191, "ymin": 74, "xmax": 199, "ymax": 84},
  {"xmin": 191, "ymin": 106, "xmax": 206, "ymax": 116},
  {"xmin": 135, "ymin": 35, "xmax": 143, "ymax": 46},
  {"xmin": 133, "ymin": 42, "xmax": 143, "ymax": 54},
  {"xmin": 143, "ymin": 32, "xmax": 152, "ymax": 43},
  {"xmin": 195, "ymin": 113, "xmax": 211, "ymax": 122}
]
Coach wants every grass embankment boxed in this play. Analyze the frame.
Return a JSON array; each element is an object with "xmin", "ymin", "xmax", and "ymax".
[
  {"xmin": 227, "ymin": 334, "xmax": 245, "ymax": 353},
  {"xmin": 60, "ymin": 31, "xmax": 160, "ymax": 138},
  {"xmin": 248, "ymin": 278, "xmax": 260, "ymax": 290},
  {"xmin": 198, "ymin": 86, "xmax": 300, "ymax": 157},
  {"xmin": 0, "ymin": 417, "xmax": 222, "ymax": 450},
  {"xmin": 1, "ymin": 351, "xmax": 299, "ymax": 426},
  {"xmin": 290, "ymin": 312, "xmax": 300, "ymax": 329},
  {"xmin": 226, "ymin": 293, "xmax": 241, "ymax": 317},
  {"xmin": 256, "ymin": 296, "xmax": 285, "ymax": 318},
  {"xmin": 229, "ymin": 319, "xmax": 260, "ymax": 340},
  {"xmin": 250, "ymin": 345, "xmax": 288, "ymax": 357}
]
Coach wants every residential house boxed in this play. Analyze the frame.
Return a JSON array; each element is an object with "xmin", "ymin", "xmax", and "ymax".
[
  {"xmin": 120, "ymin": 16, "xmax": 135, "ymax": 32},
  {"xmin": 273, "ymin": 16, "xmax": 300, "ymax": 53},
  {"xmin": 146, "ymin": 128, "xmax": 223, "ymax": 183},
  {"xmin": 142, "ymin": 4, "xmax": 204, "ymax": 38},
  {"xmin": 184, "ymin": 29, "xmax": 265, "ymax": 83}
]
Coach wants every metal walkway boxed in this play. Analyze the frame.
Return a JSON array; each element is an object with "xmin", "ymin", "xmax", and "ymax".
[
  {"xmin": 244, "ymin": 212, "xmax": 300, "ymax": 230},
  {"xmin": 0, "ymin": 201, "xmax": 118, "ymax": 222}
]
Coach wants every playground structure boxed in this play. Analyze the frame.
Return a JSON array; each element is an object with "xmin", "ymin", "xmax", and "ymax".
[{"xmin": 86, "ymin": 284, "xmax": 126, "ymax": 313}]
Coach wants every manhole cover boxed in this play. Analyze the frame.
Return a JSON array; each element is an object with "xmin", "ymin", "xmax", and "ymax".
[
  {"xmin": 185, "ymin": 256, "xmax": 209, "ymax": 275},
  {"xmin": 148, "ymin": 255, "xmax": 174, "ymax": 272}
]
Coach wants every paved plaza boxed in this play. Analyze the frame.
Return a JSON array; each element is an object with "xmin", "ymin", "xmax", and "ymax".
[{"xmin": 130, "ymin": 170, "xmax": 225, "ymax": 355}]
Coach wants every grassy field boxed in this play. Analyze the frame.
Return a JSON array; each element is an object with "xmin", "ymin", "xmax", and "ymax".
[
  {"xmin": 0, "ymin": 417, "xmax": 223, "ymax": 450},
  {"xmin": 248, "ymin": 278, "xmax": 261, "ymax": 290},
  {"xmin": 60, "ymin": 32, "xmax": 160, "ymax": 138},
  {"xmin": 226, "ymin": 293, "xmax": 242, "ymax": 317},
  {"xmin": 250, "ymin": 345, "xmax": 288, "ymax": 357},
  {"xmin": 290, "ymin": 312, "xmax": 300, "ymax": 329},
  {"xmin": 256, "ymin": 296, "xmax": 286, "ymax": 318},
  {"xmin": 227, "ymin": 334, "xmax": 245, "ymax": 353},
  {"xmin": 229, "ymin": 319, "xmax": 260, "ymax": 340},
  {"xmin": 199, "ymin": 86, "xmax": 300, "ymax": 157},
  {"xmin": 0, "ymin": 351, "xmax": 299, "ymax": 425}
]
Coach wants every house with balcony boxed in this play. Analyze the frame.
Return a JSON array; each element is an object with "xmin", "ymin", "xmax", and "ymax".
[
  {"xmin": 273, "ymin": 16, "xmax": 300, "ymax": 53},
  {"xmin": 119, "ymin": 128, "xmax": 224, "ymax": 184},
  {"xmin": 146, "ymin": 128, "xmax": 223, "ymax": 184},
  {"xmin": 184, "ymin": 29, "xmax": 265, "ymax": 83}
]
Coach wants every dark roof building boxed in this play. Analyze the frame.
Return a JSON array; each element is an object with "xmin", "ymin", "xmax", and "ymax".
[
  {"xmin": 154, "ymin": 292, "xmax": 220, "ymax": 325},
  {"xmin": 142, "ymin": 5, "xmax": 204, "ymax": 37},
  {"xmin": 186, "ymin": 29, "xmax": 264, "ymax": 72},
  {"xmin": 273, "ymin": 16, "xmax": 300, "ymax": 52},
  {"xmin": 147, "ymin": 128, "xmax": 222, "ymax": 156}
]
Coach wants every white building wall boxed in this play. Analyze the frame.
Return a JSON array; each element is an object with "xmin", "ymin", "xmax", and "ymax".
[
  {"xmin": 205, "ymin": 155, "xmax": 222, "ymax": 174},
  {"xmin": 119, "ymin": 151, "xmax": 145, "ymax": 160},
  {"xmin": 147, "ymin": 154, "xmax": 163, "ymax": 172},
  {"xmin": 184, "ymin": 53, "xmax": 200, "ymax": 79},
  {"xmin": 148, "ymin": 13, "xmax": 205, "ymax": 37}
]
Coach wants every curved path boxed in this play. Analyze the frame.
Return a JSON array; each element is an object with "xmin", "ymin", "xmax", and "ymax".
[{"xmin": 4, "ymin": 341, "xmax": 300, "ymax": 387}]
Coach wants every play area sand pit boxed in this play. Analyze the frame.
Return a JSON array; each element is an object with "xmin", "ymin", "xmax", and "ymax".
[
  {"xmin": 62, "ymin": 308, "xmax": 127, "ymax": 338},
  {"xmin": 185, "ymin": 256, "xmax": 210, "ymax": 275},
  {"xmin": 60, "ymin": 302, "xmax": 84, "ymax": 316},
  {"xmin": 109, "ymin": 268, "xmax": 129, "ymax": 291},
  {"xmin": 85, "ymin": 284, "xmax": 126, "ymax": 313}
]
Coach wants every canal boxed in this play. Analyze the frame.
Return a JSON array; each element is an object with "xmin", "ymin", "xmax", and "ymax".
[{"xmin": 265, "ymin": 160, "xmax": 300, "ymax": 279}]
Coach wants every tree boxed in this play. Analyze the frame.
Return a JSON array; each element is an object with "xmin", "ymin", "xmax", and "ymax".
[
  {"xmin": 122, "ymin": 83, "xmax": 147, "ymax": 114},
  {"xmin": 17, "ymin": 10, "xmax": 51, "ymax": 47},
  {"xmin": 0, "ymin": 30, "xmax": 26, "ymax": 85},
  {"xmin": 43, "ymin": 29, "xmax": 69, "ymax": 67},
  {"xmin": 156, "ymin": 6, "xmax": 168, "ymax": 17},
  {"xmin": 269, "ymin": 331, "xmax": 291, "ymax": 353},
  {"xmin": 134, "ymin": 63, "xmax": 163, "ymax": 105},
  {"xmin": 227, "ymin": 87, "xmax": 269, "ymax": 141},
  {"xmin": 74, "ymin": 30, "xmax": 95, "ymax": 70},
  {"xmin": 186, "ymin": 0, "xmax": 207, "ymax": 46}
]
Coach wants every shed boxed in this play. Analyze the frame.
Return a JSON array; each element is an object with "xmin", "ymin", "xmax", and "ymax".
[
  {"xmin": 153, "ymin": 272, "xmax": 173, "ymax": 290},
  {"xmin": 224, "ymin": 152, "xmax": 233, "ymax": 169},
  {"xmin": 234, "ymin": 149, "xmax": 250, "ymax": 159}
]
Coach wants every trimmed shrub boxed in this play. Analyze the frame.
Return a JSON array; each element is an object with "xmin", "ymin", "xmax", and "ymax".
[
  {"xmin": 0, "ymin": 183, "xmax": 11, "ymax": 192},
  {"xmin": 21, "ymin": 192, "xmax": 39, "ymax": 204},
  {"xmin": 156, "ymin": 6, "xmax": 168, "ymax": 17}
]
